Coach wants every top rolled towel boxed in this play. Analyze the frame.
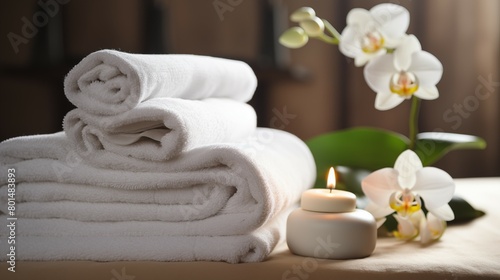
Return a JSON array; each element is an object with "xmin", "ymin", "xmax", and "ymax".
[{"xmin": 64, "ymin": 49, "xmax": 258, "ymax": 115}]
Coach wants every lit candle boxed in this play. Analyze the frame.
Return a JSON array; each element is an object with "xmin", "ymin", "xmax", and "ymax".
[
  {"xmin": 287, "ymin": 167, "xmax": 377, "ymax": 259},
  {"xmin": 301, "ymin": 167, "xmax": 357, "ymax": 213}
]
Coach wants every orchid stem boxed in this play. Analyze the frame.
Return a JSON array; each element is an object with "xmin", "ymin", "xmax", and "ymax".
[
  {"xmin": 316, "ymin": 33, "xmax": 338, "ymax": 45},
  {"xmin": 322, "ymin": 19, "xmax": 341, "ymax": 44},
  {"xmin": 409, "ymin": 96, "xmax": 421, "ymax": 150}
]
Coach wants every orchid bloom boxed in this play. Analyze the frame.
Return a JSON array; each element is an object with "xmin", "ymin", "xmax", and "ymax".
[
  {"xmin": 339, "ymin": 3, "xmax": 410, "ymax": 66},
  {"xmin": 362, "ymin": 150, "xmax": 455, "ymax": 222},
  {"xmin": 364, "ymin": 35, "xmax": 443, "ymax": 110}
]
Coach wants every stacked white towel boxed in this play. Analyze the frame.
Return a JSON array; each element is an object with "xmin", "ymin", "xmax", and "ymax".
[
  {"xmin": 63, "ymin": 49, "xmax": 259, "ymax": 160},
  {"xmin": 63, "ymin": 98, "xmax": 257, "ymax": 161},
  {"xmin": 0, "ymin": 50, "xmax": 316, "ymax": 263},
  {"xmin": 64, "ymin": 49, "xmax": 257, "ymax": 115}
]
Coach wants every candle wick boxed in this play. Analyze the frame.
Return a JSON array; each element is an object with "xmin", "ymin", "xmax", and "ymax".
[{"xmin": 329, "ymin": 187, "xmax": 332, "ymax": 193}]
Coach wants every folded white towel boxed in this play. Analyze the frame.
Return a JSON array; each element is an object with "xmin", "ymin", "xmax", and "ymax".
[
  {"xmin": 64, "ymin": 49, "xmax": 258, "ymax": 115},
  {"xmin": 0, "ymin": 183, "xmax": 235, "ymax": 222},
  {"xmin": 63, "ymin": 98, "xmax": 257, "ymax": 160},
  {"xmin": 0, "ymin": 208, "xmax": 290, "ymax": 263},
  {"xmin": 0, "ymin": 128, "xmax": 316, "ymax": 236}
]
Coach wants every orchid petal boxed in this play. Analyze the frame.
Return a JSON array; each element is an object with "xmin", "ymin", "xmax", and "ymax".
[
  {"xmin": 420, "ymin": 212, "xmax": 447, "ymax": 244},
  {"xmin": 375, "ymin": 91, "xmax": 405, "ymax": 110},
  {"xmin": 363, "ymin": 54, "xmax": 395, "ymax": 92},
  {"xmin": 347, "ymin": 8, "xmax": 371, "ymax": 27},
  {"xmin": 419, "ymin": 216, "xmax": 432, "ymax": 244},
  {"xmin": 362, "ymin": 168, "xmax": 400, "ymax": 207},
  {"xmin": 427, "ymin": 212, "xmax": 447, "ymax": 235},
  {"xmin": 429, "ymin": 204, "xmax": 455, "ymax": 221},
  {"xmin": 413, "ymin": 167, "xmax": 455, "ymax": 210},
  {"xmin": 394, "ymin": 35, "xmax": 421, "ymax": 71},
  {"xmin": 394, "ymin": 150, "xmax": 423, "ymax": 189},
  {"xmin": 370, "ymin": 4, "xmax": 410, "ymax": 38},
  {"xmin": 381, "ymin": 33, "xmax": 404, "ymax": 48},
  {"xmin": 408, "ymin": 51, "xmax": 443, "ymax": 86},
  {"xmin": 414, "ymin": 86, "xmax": 439, "ymax": 100},
  {"xmin": 381, "ymin": 35, "xmax": 402, "ymax": 49},
  {"xmin": 339, "ymin": 26, "xmax": 362, "ymax": 58},
  {"xmin": 365, "ymin": 201, "xmax": 395, "ymax": 219},
  {"xmin": 354, "ymin": 54, "xmax": 372, "ymax": 67},
  {"xmin": 393, "ymin": 213, "xmax": 419, "ymax": 240},
  {"xmin": 355, "ymin": 49, "xmax": 387, "ymax": 67},
  {"xmin": 409, "ymin": 209, "xmax": 425, "ymax": 226}
]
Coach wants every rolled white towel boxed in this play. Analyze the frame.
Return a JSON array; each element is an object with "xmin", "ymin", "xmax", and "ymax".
[
  {"xmin": 64, "ymin": 49, "xmax": 258, "ymax": 115},
  {"xmin": 63, "ymin": 97, "xmax": 257, "ymax": 161}
]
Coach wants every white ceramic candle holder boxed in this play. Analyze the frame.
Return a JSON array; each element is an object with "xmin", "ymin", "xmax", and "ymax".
[{"xmin": 287, "ymin": 188, "xmax": 377, "ymax": 259}]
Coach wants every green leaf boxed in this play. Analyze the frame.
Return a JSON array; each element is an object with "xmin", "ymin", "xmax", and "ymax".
[
  {"xmin": 306, "ymin": 127, "xmax": 408, "ymax": 187},
  {"xmin": 415, "ymin": 132, "xmax": 487, "ymax": 166},
  {"xmin": 381, "ymin": 214, "xmax": 398, "ymax": 233},
  {"xmin": 448, "ymin": 195, "xmax": 486, "ymax": 223},
  {"xmin": 334, "ymin": 166, "xmax": 371, "ymax": 196}
]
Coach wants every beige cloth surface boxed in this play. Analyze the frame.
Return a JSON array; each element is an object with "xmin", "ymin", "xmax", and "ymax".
[{"xmin": 1, "ymin": 178, "xmax": 499, "ymax": 280}]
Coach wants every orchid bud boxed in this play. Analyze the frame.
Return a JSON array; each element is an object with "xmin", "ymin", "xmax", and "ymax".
[
  {"xmin": 290, "ymin": 7, "xmax": 316, "ymax": 22},
  {"xmin": 299, "ymin": 16, "xmax": 325, "ymax": 37},
  {"xmin": 279, "ymin": 27, "xmax": 309, "ymax": 49}
]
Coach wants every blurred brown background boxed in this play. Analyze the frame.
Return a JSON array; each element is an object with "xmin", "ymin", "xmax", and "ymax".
[{"xmin": 1, "ymin": 0, "xmax": 499, "ymax": 177}]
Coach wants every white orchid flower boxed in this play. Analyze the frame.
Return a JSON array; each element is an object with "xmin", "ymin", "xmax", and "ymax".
[
  {"xmin": 339, "ymin": 3, "xmax": 410, "ymax": 66},
  {"xmin": 364, "ymin": 35, "xmax": 443, "ymax": 110},
  {"xmin": 362, "ymin": 150, "xmax": 455, "ymax": 222}
]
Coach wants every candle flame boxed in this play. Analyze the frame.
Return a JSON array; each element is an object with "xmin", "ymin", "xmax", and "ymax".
[{"xmin": 327, "ymin": 167, "xmax": 336, "ymax": 191}]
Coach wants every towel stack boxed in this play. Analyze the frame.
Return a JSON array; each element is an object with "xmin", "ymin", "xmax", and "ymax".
[{"xmin": 0, "ymin": 50, "xmax": 316, "ymax": 263}]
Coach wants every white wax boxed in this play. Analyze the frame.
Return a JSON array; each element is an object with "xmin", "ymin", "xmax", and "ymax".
[{"xmin": 301, "ymin": 188, "xmax": 356, "ymax": 213}]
